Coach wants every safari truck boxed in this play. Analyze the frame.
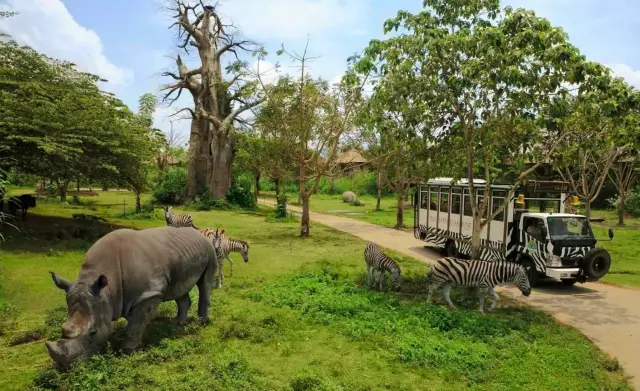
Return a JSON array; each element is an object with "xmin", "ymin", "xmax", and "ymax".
[{"xmin": 413, "ymin": 178, "xmax": 614, "ymax": 286}]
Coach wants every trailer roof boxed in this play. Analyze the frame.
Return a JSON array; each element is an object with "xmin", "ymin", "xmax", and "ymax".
[
  {"xmin": 526, "ymin": 213, "xmax": 587, "ymax": 219},
  {"xmin": 425, "ymin": 178, "xmax": 512, "ymax": 189}
]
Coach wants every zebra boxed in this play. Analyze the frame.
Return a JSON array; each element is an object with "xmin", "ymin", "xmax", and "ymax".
[
  {"xmin": 364, "ymin": 242, "xmax": 402, "ymax": 291},
  {"xmin": 163, "ymin": 206, "xmax": 197, "ymax": 229},
  {"xmin": 219, "ymin": 235, "xmax": 250, "ymax": 277},
  {"xmin": 198, "ymin": 228, "xmax": 226, "ymax": 288},
  {"xmin": 427, "ymin": 257, "xmax": 532, "ymax": 313}
]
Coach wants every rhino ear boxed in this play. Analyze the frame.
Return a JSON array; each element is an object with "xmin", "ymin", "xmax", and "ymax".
[
  {"xmin": 50, "ymin": 271, "xmax": 73, "ymax": 292},
  {"xmin": 91, "ymin": 275, "xmax": 108, "ymax": 296}
]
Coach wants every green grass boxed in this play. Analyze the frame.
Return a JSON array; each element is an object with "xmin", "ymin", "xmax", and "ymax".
[
  {"xmin": 0, "ymin": 190, "xmax": 632, "ymax": 390},
  {"xmin": 261, "ymin": 192, "xmax": 640, "ymax": 289},
  {"xmin": 260, "ymin": 192, "xmax": 415, "ymax": 229}
]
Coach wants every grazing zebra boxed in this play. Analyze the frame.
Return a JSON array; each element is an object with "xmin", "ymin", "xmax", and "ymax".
[
  {"xmin": 364, "ymin": 242, "xmax": 402, "ymax": 291},
  {"xmin": 219, "ymin": 235, "xmax": 249, "ymax": 277},
  {"xmin": 427, "ymin": 257, "xmax": 532, "ymax": 313},
  {"xmin": 198, "ymin": 228, "xmax": 226, "ymax": 288},
  {"xmin": 163, "ymin": 206, "xmax": 197, "ymax": 229}
]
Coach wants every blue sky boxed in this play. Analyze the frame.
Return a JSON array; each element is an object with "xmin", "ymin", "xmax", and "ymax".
[{"xmin": 1, "ymin": 0, "xmax": 639, "ymax": 139}]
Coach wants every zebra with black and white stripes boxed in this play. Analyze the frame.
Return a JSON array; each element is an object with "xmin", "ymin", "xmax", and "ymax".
[
  {"xmin": 198, "ymin": 228, "xmax": 226, "ymax": 288},
  {"xmin": 163, "ymin": 206, "xmax": 197, "ymax": 229},
  {"xmin": 427, "ymin": 257, "xmax": 531, "ymax": 313},
  {"xmin": 220, "ymin": 235, "xmax": 249, "ymax": 277},
  {"xmin": 364, "ymin": 242, "xmax": 402, "ymax": 291}
]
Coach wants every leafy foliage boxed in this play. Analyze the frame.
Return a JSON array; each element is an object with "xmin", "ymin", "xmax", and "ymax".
[{"xmin": 152, "ymin": 167, "xmax": 187, "ymax": 205}]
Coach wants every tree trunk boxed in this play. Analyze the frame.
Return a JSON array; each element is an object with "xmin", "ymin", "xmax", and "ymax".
[
  {"xmin": 618, "ymin": 192, "xmax": 626, "ymax": 226},
  {"xmin": 584, "ymin": 199, "xmax": 592, "ymax": 219},
  {"xmin": 329, "ymin": 179, "xmax": 335, "ymax": 196},
  {"xmin": 255, "ymin": 173, "xmax": 261, "ymax": 196},
  {"xmin": 135, "ymin": 191, "xmax": 142, "ymax": 213},
  {"xmin": 395, "ymin": 183, "xmax": 404, "ymax": 229},
  {"xmin": 376, "ymin": 172, "xmax": 382, "ymax": 211},
  {"xmin": 300, "ymin": 194, "xmax": 310, "ymax": 237},
  {"xmin": 208, "ymin": 133, "xmax": 233, "ymax": 199},
  {"xmin": 58, "ymin": 180, "xmax": 68, "ymax": 202},
  {"xmin": 297, "ymin": 181, "xmax": 301, "ymax": 205},
  {"xmin": 76, "ymin": 179, "xmax": 80, "ymax": 192},
  {"xmin": 471, "ymin": 215, "xmax": 482, "ymax": 259},
  {"xmin": 186, "ymin": 115, "xmax": 211, "ymax": 200},
  {"xmin": 102, "ymin": 182, "xmax": 108, "ymax": 191},
  {"xmin": 274, "ymin": 178, "xmax": 280, "ymax": 198}
]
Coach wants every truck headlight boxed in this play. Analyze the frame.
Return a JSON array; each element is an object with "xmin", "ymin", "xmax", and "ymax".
[{"xmin": 546, "ymin": 255, "xmax": 562, "ymax": 268}]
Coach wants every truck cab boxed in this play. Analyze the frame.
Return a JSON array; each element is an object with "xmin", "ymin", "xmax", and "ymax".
[{"xmin": 512, "ymin": 211, "xmax": 613, "ymax": 286}]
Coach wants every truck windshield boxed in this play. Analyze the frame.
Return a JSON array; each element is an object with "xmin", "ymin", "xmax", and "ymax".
[{"xmin": 547, "ymin": 216, "xmax": 593, "ymax": 239}]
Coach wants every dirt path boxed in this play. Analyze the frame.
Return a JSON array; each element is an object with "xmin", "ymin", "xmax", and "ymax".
[{"xmin": 261, "ymin": 199, "xmax": 640, "ymax": 389}]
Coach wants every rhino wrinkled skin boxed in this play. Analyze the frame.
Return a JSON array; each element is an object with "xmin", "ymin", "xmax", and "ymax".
[{"xmin": 45, "ymin": 226, "xmax": 221, "ymax": 368}]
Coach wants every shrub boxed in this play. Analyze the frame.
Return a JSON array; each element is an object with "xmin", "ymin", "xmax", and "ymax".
[
  {"xmin": 193, "ymin": 192, "xmax": 233, "ymax": 211},
  {"xmin": 275, "ymin": 194, "xmax": 288, "ymax": 218},
  {"xmin": 152, "ymin": 167, "xmax": 187, "ymax": 205},
  {"xmin": 625, "ymin": 188, "xmax": 640, "ymax": 217},
  {"xmin": 226, "ymin": 180, "xmax": 256, "ymax": 210}
]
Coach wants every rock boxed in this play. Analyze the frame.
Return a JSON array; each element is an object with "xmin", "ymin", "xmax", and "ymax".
[{"xmin": 342, "ymin": 191, "xmax": 357, "ymax": 203}]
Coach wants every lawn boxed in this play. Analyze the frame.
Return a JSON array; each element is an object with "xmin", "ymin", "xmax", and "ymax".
[
  {"xmin": 261, "ymin": 192, "xmax": 640, "ymax": 289},
  {"xmin": 0, "ymin": 190, "xmax": 632, "ymax": 390},
  {"xmin": 259, "ymin": 192, "xmax": 415, "ymax": 230}
]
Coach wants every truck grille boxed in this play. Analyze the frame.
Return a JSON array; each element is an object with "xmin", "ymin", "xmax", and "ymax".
[{"xmin": 561, "ymin": 258, "xmax": 580, "ymax": 267}]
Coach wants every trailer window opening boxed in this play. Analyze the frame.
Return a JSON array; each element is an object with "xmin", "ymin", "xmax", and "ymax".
[
  {"xmin": 440, "ymin": 192, "xmax": 449, "ymax": 213},
  {"xmin": 463, "ymin": 193, "xmax": 473, "ymax": 217},
  {"xmin": 451, "ymin": 193, "xmax": 461, "ymax": 214},
  {"xmin": 492, "ymin": 197, "xmax": 505, "ymax": 221},
  {"xmin": 420, "ymin": 191, "xmax": 429, "ymax": 208},
  {"xmin": 429, "ymin": 187, "xmax": 438, "ymax": 211}
]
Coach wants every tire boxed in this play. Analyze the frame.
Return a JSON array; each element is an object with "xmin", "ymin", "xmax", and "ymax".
[
  {"xmin": 519, "ymin": 257, "xmax": 539, "ymax": 288},
  {"xmin": 445, "ymin": 240, "xmax": 458, "ymax": 258},
  {"xmin": 582, "ymin": 248, "xmax": 611, "ymax": 280},
  {"xmin": 561, "ymin": 279, "xmax": 577, "ymax": 286}
]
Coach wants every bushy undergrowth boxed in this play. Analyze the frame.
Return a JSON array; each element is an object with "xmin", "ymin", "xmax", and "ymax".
[
  {"xmin": 117, "ymin": 201, "xmax": 161, "ymax": 220},
  {"xmin": 152, "ymin": 167, "xmax": 187, "ymax": 205}
]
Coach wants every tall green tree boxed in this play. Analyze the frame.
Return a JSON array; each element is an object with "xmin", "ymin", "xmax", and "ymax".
[
  {"xmin": 353, "ymin": 0, "xmax": 597, "ymax": 257},
  {"xmin": 556, "ymin": 79, "xmax": 635, "ymax": 219}
]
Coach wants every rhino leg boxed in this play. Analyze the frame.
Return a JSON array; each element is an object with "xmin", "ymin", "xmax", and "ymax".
[
  {"xmin": 197, "ymin": 262, "xmax": 216, "ymax": 324},
  {"xmin": 122, "ymin": 296, "xmax": 161, "ymax": 353},
  {"xmin": 175, "ymin": 293, "xmax": 191, "ymax": 326}
]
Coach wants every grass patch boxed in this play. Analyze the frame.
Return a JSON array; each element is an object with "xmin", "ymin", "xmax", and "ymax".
[{"xmin": 0, "ymin": 189, "xmax": 632, "ymax": 390}]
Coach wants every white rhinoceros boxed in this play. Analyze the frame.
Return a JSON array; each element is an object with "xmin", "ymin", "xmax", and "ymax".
[{"xmin": 45, "ymin": 226, "xmax": 222, "ymax": 368}]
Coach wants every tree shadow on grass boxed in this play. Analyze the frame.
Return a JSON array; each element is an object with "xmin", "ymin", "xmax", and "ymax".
[{"xmin": 0, "ymin": 213, "xmax": 129, "ymax": 254}]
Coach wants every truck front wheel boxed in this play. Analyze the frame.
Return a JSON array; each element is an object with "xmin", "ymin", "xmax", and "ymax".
[{"xmin": 583, "ymin": 248, "xmax": 611, "ymax": 280}]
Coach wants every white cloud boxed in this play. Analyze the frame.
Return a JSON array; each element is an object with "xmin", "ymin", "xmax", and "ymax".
[
  {"xmin": 607, "ymin": 64, "xmax": 640, "ymax": 89},
  {"xmin": 0, "ymin": 0, "xmax": 133, "ymax": 86}
]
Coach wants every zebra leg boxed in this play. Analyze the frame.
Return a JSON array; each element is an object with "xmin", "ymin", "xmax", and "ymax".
[
  {"xmin": 487, "ymin": 287, "xmax": 499, "ymax": 312},
  {"xmin": 366, "ymin": 265, "xmax": 372, "ymax": 288},
  {"xmin": 378, "ymin": 270, "xmax": 384, "ymax": 291},
  {"xmin": 225, "ymin": 253, "xmax": 234, "ymax": 277},
  {"xmin": 478, "ymin": 287, "xmax": 487, "ymax": 314},
  {"xmin": 442, "ymin": 283, "xmax": 456, "ymax": 310},
  {"xmin": 427, "ymin": 282, "xmax": 442, "ymax": 303}
]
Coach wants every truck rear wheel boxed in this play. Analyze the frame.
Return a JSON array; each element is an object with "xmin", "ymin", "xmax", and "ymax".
[
  {"xmin": 445, "ymin": 240, "xmax": 458, "ymax": 258},
  {"xmin": 583, "ymin": 248, "xmax": 611, "ymax": 280}
]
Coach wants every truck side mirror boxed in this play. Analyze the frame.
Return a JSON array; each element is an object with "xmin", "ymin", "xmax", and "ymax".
[
  {"xmin": 541, "ymin": 226, "xmax": 548, "ymax": 239},
  {"xmin": 608, "ymin": 229, "xmax": 614, "ymax": 239}
]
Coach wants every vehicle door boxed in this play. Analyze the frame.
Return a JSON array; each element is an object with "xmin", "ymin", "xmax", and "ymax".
[{"xmin": 521, "ymin": 216, "xmax": 548, "ymax": 272}]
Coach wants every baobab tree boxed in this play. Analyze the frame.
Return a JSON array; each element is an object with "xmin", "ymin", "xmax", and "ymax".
[{"xmin": 163, "ymin": 1, "xmax": 267, "ymax": 199}]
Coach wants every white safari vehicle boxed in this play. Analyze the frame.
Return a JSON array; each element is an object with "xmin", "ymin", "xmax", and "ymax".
[{"xmin": 414, "ymin": 178, "xmax": 614, "ymax": 286}]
